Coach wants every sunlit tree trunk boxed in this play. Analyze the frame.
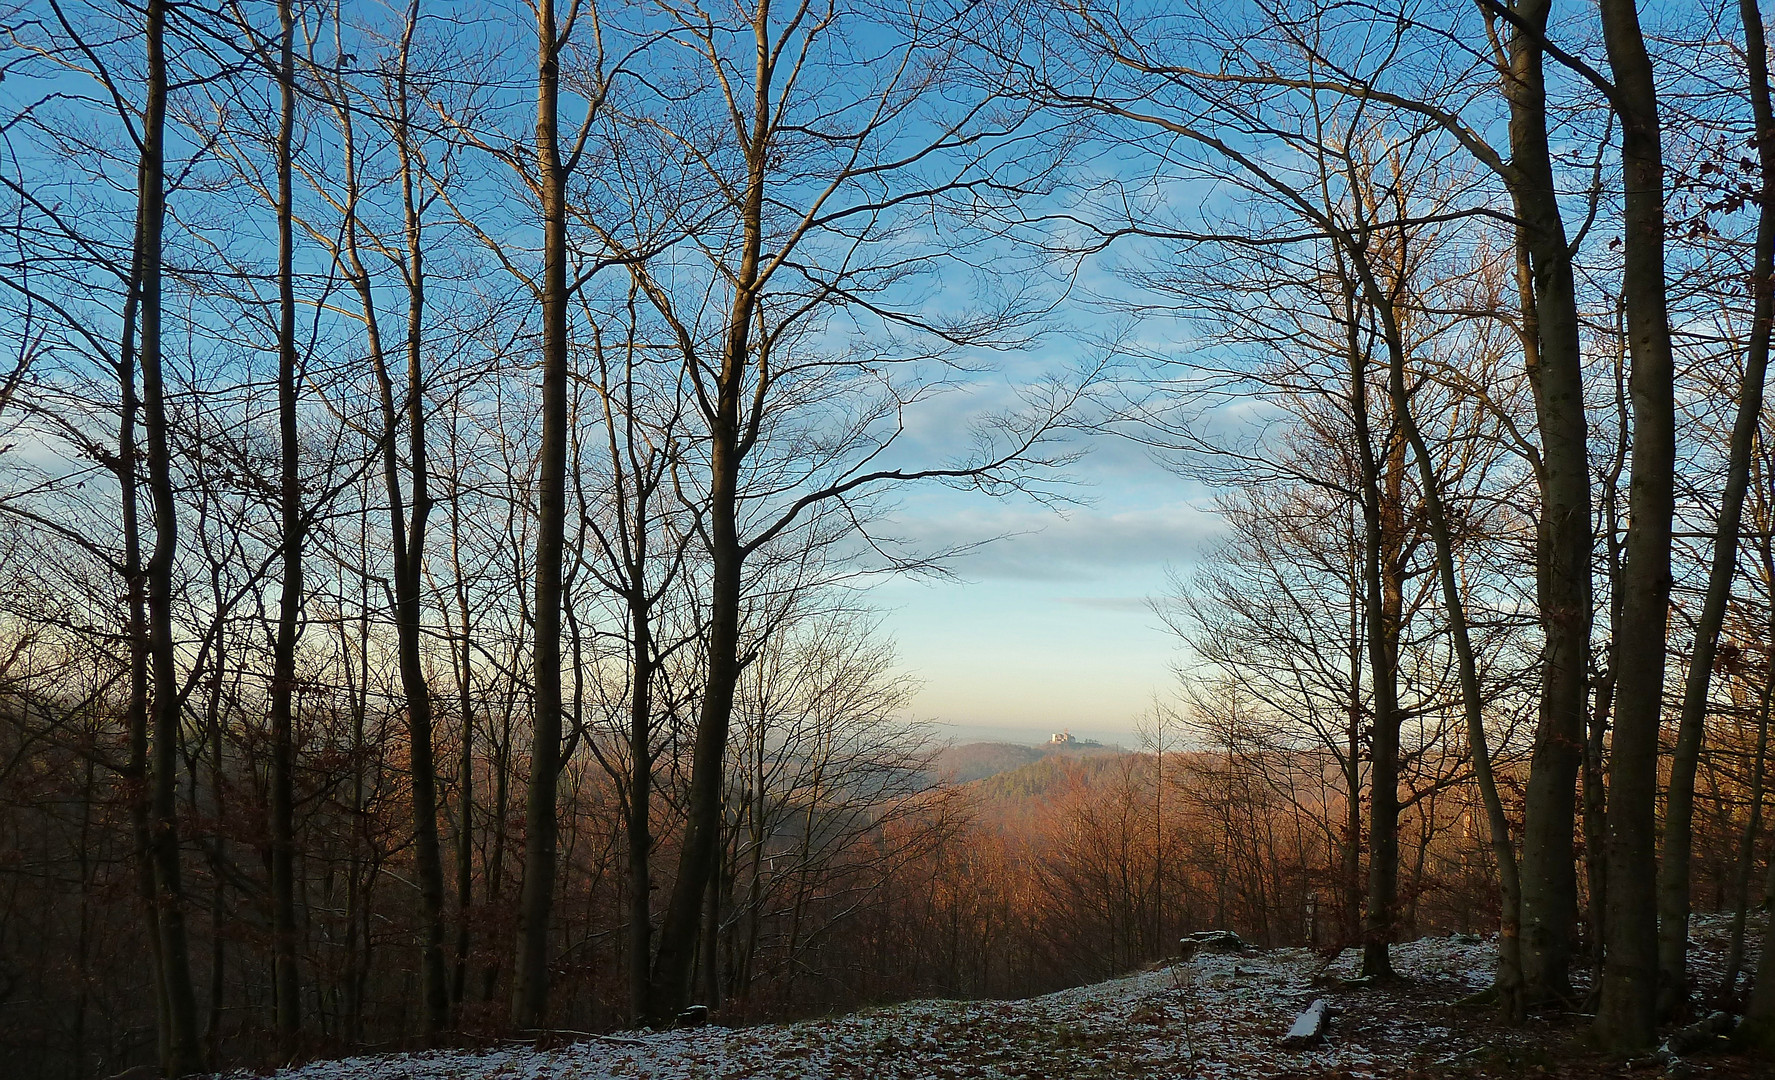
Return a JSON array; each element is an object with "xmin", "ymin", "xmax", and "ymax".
[{"xmin": 1596, "ymin": 0, "xmax": 1677, "ymax": 1050}]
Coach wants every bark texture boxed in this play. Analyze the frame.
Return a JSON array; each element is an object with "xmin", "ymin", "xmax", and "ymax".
[
  {"xmin": 1596, "ymin": 0, "xmax": 1677, "ymax": 1050},
  {"xmin": 512, "ymin": 0, "xmax": 571, "ymax": 1028},
  {"xmin": 1499, "ymin": 0, "xmax": 1594, "ymax": 1004},
  {"xmin": 140, "ymin": 0, "xmax": 204, "ymax": 1069}
]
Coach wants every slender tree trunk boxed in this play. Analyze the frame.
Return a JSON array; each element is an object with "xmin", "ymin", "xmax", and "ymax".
[
  {"xmin": 1585, "ymin": 335, "xmax": 1631, "ymax": 1001},
  {"xmin": 204, "ymin": 612, "xmax": 227, "ymax": 1062},
  {"xmin": 268, "ymin": 0, "xmax": 304, "ymax": 1052},
  {"xmin": 1500, "ymin": 0, "xmax": 1594, "ymax": 1005},
  {"xmin": 140, "ymin": 1, "xmax": 203, "ymax": 1069},
  {"xmin": 75, "ymin": 752, "xmax": 94, "ymax": 1080},
  {"xmin": 1732, "ymin": 2, "xmax": 1775, "ymax": 1046},
  {"xmin": 1737, "ymin": 533, "xmax": 1775, "ymax": 1049},
  {"xmin": 512, "ymin": 0, "xmax": 570, "ymax": 1028},
  {"xmin": 446, "ymin": 420, "xmax": 483, "ymax": 1010},
  {"xmin": 328, "ymin": 13, "xmax": 449, "ymax": 1031},
  {"xmin": 380, "ymin": 220, "xmax": 450, "ymax": 1040},
  {"xmin": 1596, "ymin": 0, "xmax": 1677, "ymax": 1049},
  {"xmin": 1656, "ymin": 0, "xmax": 1775, "ymax": 1016},
  {"xmin": 1345, "ymin": 597, "xmax": 1364, "ymax": 950},
  {"xmin": 588, "ymin": 318, "xmax": 669, "ymax": 1027},
  {"xmin": 393, "ymin": 52, "xmax": 450, "ymax": 1039},
  {"xmin": 650, "ymin": 8, "xmax": 772, "ymax": 1018},
  {"xmin": 342, "ymin": 572, "xmax": 366, "ymax": 1044},
  {"xmin": 117, "ymin": 153, "xmax": 171, "ymax": 1073},
  {"xmin": 332, "ymin": 523, "xmax": 369, "ymax": 1045},
  {"xmin": 1342, "ymin": 263, "xmax": 1401, "ymax": 979},
  {"xmin": 452, "ymin": 491, "xmax": 476, "ymax": 1010},
  {"xmin": 626, "ymin": 597, "xmax": 653, "ymax": 1025},
  {"xmin": 1378, "ymin": 272, "xmax": 1525, "ymax": 1021},
  {"xmin": 1363, "ymin": 434, "xmax": 1405, "ymax": 980},
  {"xmin": 651, "ymin": 430, "xmax": 743, "ymax": 1019},
  {"xmin": 1719, "ymin": 587, "xmax": 1772, "ymax": 1003},
  {"xmin": 1584, "ymin": 662, "xmax": 1616, "ymax": 987},
  {"xmin": 483, "ymin": 696, "xmax": 513, "ymax": 1002}
]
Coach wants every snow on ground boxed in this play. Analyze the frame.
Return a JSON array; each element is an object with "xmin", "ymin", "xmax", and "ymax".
[{"xmin": 251, "ymin": 936, "xmax": 1514, "ymax": 1080}]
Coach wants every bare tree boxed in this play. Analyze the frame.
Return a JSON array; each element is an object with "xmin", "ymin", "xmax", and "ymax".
[
  {"xmin": 324, "ymin": 1, "xmax": 454, "ymax": 1035},
  {"xmin": 568, "ymin": 284, "xmax": 698, "ymax": 1025},
  {"xmin": 1594, "ymin": 0, "xmax": 1676, "ymax": 1048},
  {"xmin": 266, "ymin": 0, "xmax": 304, "ymax": 1047},
  {"xmin": 1656, "ymin": 0, "xmax": 1775, "ymax": 1016},
  {"xmin": 508, "ymin": 0, "xmax": 582, "ymax": 1028},
  {"xmin": 139, "ymin": 0, "xmax": 204, "ymax": 1068},
  {"xmin": 545, "ymin": 0, "xmax": 1082, "ymax": 1023}
]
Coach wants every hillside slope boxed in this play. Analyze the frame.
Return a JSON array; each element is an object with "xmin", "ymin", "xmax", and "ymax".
[
  {"xmin": 928, "ymin": 742, "xmax": 1044, "ymax": 784},
  {"xmin": 929, "ymin": 740, "xmax": 1120, "ymax": 785},
  {"xmin": 246, "ymin": 937, "xmax": 1520, "ymax": 1080}
]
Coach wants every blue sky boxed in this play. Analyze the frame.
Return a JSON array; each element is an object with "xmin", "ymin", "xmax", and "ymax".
[{"xmin": 0, "ymin": 0, "xmax": 1240, "ymax": 752}]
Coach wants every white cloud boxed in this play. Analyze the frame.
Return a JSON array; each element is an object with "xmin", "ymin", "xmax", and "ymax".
[{"xmin": 899, "ymin": 501, "xmax": 1222, "ymax": 582}]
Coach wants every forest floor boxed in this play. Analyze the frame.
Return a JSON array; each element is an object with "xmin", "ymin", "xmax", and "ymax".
[{"xmin": 248, "ymin": 923, "xmax": 1775, "ymax": 1080}]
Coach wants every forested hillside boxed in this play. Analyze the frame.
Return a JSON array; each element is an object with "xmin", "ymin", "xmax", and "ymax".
[
  {"xmin": 929, "ymin": 740, "xmax": 1116, "ymax": 785},
  {"xmin": 6, "ymin": 0, "xmax": 1775, "ymax": 1076}
]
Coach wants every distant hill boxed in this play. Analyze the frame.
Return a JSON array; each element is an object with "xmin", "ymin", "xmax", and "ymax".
[
  {"xmin": 969, "ymin": 751, "xmax": 1133, "ymax": 802},
  {"xmin": 930, "ymin": 739, "xmax": 1122, "ymax": 785},
  {"xmin": 931, "ymin": 742, "xmax": 1042, "ymax": 783}
]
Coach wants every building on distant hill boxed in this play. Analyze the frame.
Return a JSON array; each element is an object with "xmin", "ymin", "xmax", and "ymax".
[{"xmin": 1047, "ymin": 730, "xmax": 1103, "ymax": 748}]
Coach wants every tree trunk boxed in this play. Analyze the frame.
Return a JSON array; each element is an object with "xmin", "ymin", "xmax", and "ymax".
[
  {"xmin": 1345, "ymin": 593, "xmax": 1365, "ymax": 950},
  {"xmin": 1584, "ymin": 660, "xmax": 1616, "ymax": 988},
  {"xmin": 1585, "ymin": 335, "xmax": 1631, "ymax": 1001},
  {"xmin": 1737, "ymin": 550, "xmax": 1775, "ymax": 1049},
  {"xmin": 649, "ymin": 9, "xmax": 772, "ymax": 1018},
  {"xmin": 446, "ymin": 419, "xmax": 487, "ymax": 1010},
  {"xmin": 1656, "ymin": 0, "xmax": 1775, "ymax": 1016},
  {"xmin": 1718, "ymin": 587, "xmax": 1772, "ymax": 1002},
  {"xmin": 204, "ymin": 623, "xmax": 226, "ymax": 1063},
  {"xmin": 1499, "ymin": 0, "xmax": 1595, "ymax": 1006},
  {"xmin": 627, "ymin": 596, "xmax": 653, "ymax": 1025},
  {"xmin": 1379, "ymin": 271, "xmax": 1525, "ymax": 1021},
  {"xmin": 328, "ymin": 9, "xmax": 451, "ymax": 1032},
  {"xmin": 511, "ymin": 0, "xmax": 570, "ymax": 1029},
  {"xmin": 269, "ymin": 0, "xmax": 303, "ymax": 1051},
  {"xmin": 1362, "ymin": 433, "xmax": 1405, "ymax": 980},
  {"xmin": 483, "ymin": 693, "xmax": 513, "ymax": 1002},
  {"xmin": 394, "ymin": 44, "xmax": 450, "ymax": 1038},
  {"xmin": 650, "ymin": 428, "xmax": 743, "ymax": 1019},
  {"xmin": 116, "ymin": 139, "xmax": 171, "ymax": 1072},
  {"xmin": 452, "ymin": 492, "xmax": 476, "ymax": 1010},
  {"xmin": 1739, "ymin": 850, "xmax": 1775, "ymax": 1051},
  {"xmin": 1341, "ymin": 262, "xmax": 1400, "ymax": 980},
  {"xmin": 342, "ymin": 557, "xmax": 368, "ymax": 1044},
  {"xmin": 140, "ymin": 0, "xmax": 203, "ymax": 1069},
  {"xmin": 701, "ymin": 849, "xmax": 724, "ymax": 1009},
  {"xmin": 1596, "ymin": 0, "xmax": 1677, "ymax": 1050}
]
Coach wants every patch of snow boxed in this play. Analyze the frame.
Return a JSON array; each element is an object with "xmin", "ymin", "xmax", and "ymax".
[{"xmin": 244, "ymin": 934, "xmax": 1521, "ymax": 1080}]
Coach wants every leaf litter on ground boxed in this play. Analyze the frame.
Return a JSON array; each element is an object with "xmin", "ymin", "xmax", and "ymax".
[{"xmin": 237, "ymin": 922, "xmax": 1775, "ymax": 1080}]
